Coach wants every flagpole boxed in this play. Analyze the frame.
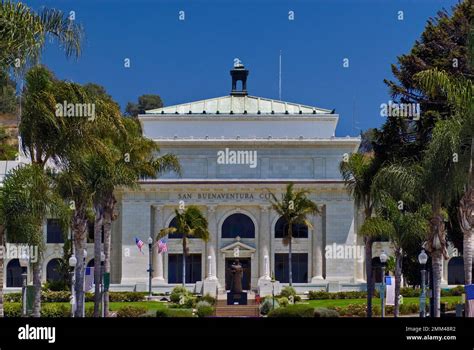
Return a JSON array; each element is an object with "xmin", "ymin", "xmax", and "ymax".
[{"xmin": 279, "ymin": 50, "xmax": 282, "ymax": 100}]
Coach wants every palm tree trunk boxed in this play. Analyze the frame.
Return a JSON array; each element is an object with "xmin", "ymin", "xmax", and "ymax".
[
  {"xmin": 0, "ymin": 226, "xmax": 4, "ymax": 318},
  {"xmin": 182, "ymin": 238, "xmax": 187, "ymax": 286},
  {"xmin": 93, "ymin": 206, "xmax": 103, "ymax": 317},
  {"xmin": 288, "ymin": 238, "xmax": 293, "ymax": 286},
  {"xmin": 394, "ymin": 250, "xmax": 403, "ymax": 318},
  {"xmin": 431, "ymin": 250, "xmax": 442, "ymax": 317},
  {"xmin": 103, "ymin": 209, "xmax": 112, "ymax": 317},
  {"xmin": 72, "ymin": 211, "xmax": 88, "ymax": 317},
  {"xmin": 32, "ymin": 258, "xmax": 42, "ymax": 317},
  {"xmin": 464, "ymin": 231, "xmax": 473, "ymax": 286},
  {"xmin": 365, "ymin": 236, "xmax": 373, "ymax": 317}
]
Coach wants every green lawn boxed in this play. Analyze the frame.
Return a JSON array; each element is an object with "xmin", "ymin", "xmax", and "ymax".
[{"xmin": 305, "ymin": 296, "xmax": 462, "ymax": 308}]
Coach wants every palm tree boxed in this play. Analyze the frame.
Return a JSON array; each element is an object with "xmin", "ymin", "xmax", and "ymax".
[
  {"xmin": 416, "ymin": 69, "xmax": 473, "ymax": 286},
  {"xmin": 157, "ymin": 206, "xmax": 209, "ymax": 286},
  {"xmin": 99, "ymin": 118, "xmax": 180, "ymax": 315},
  {"xmin": 0, "ymin": 1, "xmax": 83, "ymax": 69},
  {"xmin": 339, "ymin": 153, "xmax": 380, "ymax": 317},
  {"xmin": 267, "ymin": 183, "xmax": 319, "ymax": 286},
  {"xmin": 1, "ymin": 164, "xmax": 68, "ymax": 317},
  {"xmin": 360, "ymin": 195, "xmax": 430, "ymax": 316}
]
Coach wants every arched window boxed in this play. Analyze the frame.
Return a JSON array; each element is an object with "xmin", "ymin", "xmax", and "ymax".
[
  {"xmin": 448, "ymin": 257, "xmax": 473, "ymax": 285},
  {"xmin": 6, "ymin": 259, "xmax": 26, "ymax": 287},
  {"xmin": 46, "ymin": 258, "xmax": 62, "ymax": 282},
  {"xmin": 168, "ymin": 216, "xmax": 183, "ymax": 239},
  {"xmin": 274, "ymin": 216, "xmax": 308, "ymax": 238},
  {"xmin": 222, "ymin": 213, "xmax": 255, "ymax": 239}
]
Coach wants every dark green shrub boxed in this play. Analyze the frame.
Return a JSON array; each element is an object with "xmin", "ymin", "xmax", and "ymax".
[
  {"xmin": 442, "ymin": 286, "xmax": 464, "ymax": 297},
  {"xmin": 314, "ymin": 307, "xmax": 339, "ymax": 317},
  {"xmin": 116, "ymin": 305, "xmax": 147, "ymax": 318},
  {"xmin": 308, "ymin": 290, "xmax": 330, "ymax": 300},
  {"xmin": 4, "ymin": 293, "xmax": 21, "ymax": 303},
  {"xmin": 260, "ymin": 297, "xmax": 279, "ymax": 315},
  {"xmin": 198, "ymin": 293, "xmax": 216, "ymax": 306},
  {"xmin": 277, "ymin": 297, "xmax": 289, "ymax": 307},
  {"xmin": 4, "ymin": 303, "xmax": 21, "ymax": 317},
  {"xmin": 156, "ymin": 308, "xmax": 194, "ymax": 317},
  {"xmin": 44, "ymin": 280, "xmax": 70, "ymax": 292},
  {"xmin": 279, "ymin": 286, "xmax": 297, "ymax": 299},
  {"xmin": 109, "ymin": 292, "xmax": 146, "ymax": 302},
  {"xmin": 268, "ymin": 304, "xmax": 315, "ymax": 317},
  {"xmin": 196, "ymin": 301, "xmax": 214, "ymax": 317},
  {"xmin": 170, "ymin": 286, "xmax": 190, "ymax": 304},
  {"xmin": 41, "ymin": 304, "xmax": 70, "ymax": 317}
]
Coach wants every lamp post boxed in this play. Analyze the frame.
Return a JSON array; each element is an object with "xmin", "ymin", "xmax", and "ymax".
[
  {"xmin": 82, "ymin": 249, "xmax": 87, "ymax": 317},
  {"xmin": 19, "ymin": 252, "xmax": 29, "ymax": 317},
  {"xmin": 147, "ymin": 237, "xmax": 153, "ymax": 299},
  {"xmin": 69, "ymin": 254, "xmax": 77, "ymax": 317},
  {"xmin": 418, "ymin": 249, "xmax": 428, "ymax": 318},
  {"xmin": 379, "ymin": 250, "xmax": 388, "ymax": 318},
  {"xmin": 100, "ymin": 251, "xmax": 105, "ymax": 317}
]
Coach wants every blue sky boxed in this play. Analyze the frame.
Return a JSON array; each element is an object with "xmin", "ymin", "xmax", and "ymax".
[{"xmin": 27, "ymin": 0, "xmax": 459, "ymax": 136}]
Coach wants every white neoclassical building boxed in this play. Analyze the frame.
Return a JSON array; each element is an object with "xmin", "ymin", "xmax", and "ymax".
[{"xmin": 110, "ymin": 63, "xmax": 368, "ymax": 294}]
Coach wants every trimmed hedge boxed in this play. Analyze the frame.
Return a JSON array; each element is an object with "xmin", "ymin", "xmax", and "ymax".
[
  {"xmin": 116, "ymin": 305, "xmax": 147, "ymax": 317},
  {"xmin": 307, "ymin": 286, "xmax": 465, "ymax": 301},
  {"xmin": 267, "ymin": 304, "xmax": 315, "ymax": 318},
  {"xmin": 4, "ymin": 291, "xmax": 146, "ymax": 303},
  {"xmin": 156, "ymin": 308, "xmax": 195, "ymax": 317},
  {"xmin": 314, "ymin": 307, "xmax": 339, "ymax": 317}
]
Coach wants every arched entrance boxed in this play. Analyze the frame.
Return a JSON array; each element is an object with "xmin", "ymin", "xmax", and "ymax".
[{"xmin": 6, "ymin": 259, "xmax": 26, "ymax": 287}]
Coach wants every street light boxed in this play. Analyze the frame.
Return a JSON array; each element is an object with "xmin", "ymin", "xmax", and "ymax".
[
  {"xmin": 418, "ymin": 249, "xmax": 428, "ymax": 318},
  {"xmin": 147, "ymin": 237, "xmax": 154, "ymax": 299},
  {"xmin": 69, "ymin": 254, "xmax": 77, "ymax": 317},
  {"xmin": 19, "ymin": 251, "xmax": 29, "ymax": 317},
  {"xmin": 379, "ymin": 250, "xmax": 388, "ymax": 318},
  {"xmin": 82, "ymin": 249, "xmax": 87, "ymax": 317},
  {"xmin": 100, "ymin": 251, "xmax": 105, "ymax": 317}
]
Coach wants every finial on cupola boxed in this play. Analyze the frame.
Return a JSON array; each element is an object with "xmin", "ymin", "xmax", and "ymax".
[{"xmin": 230, "ymin": 58, "xmax": 249, "ymax": 96}]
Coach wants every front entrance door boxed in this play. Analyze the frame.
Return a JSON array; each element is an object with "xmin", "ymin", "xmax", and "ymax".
[{"xmin": 225, "ymin": 258, "xmax": 251, "ymax": 291}]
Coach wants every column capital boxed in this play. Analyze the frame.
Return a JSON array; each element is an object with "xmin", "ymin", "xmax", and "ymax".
[
  {"xmin": 259, "ymin": 205, "xmax": 271, "ymax": 212},
  {"xmin": 207, "ymin": 205, "xmax": 217, "ymax": 213},
  {"xmin": 153, "ymin": 204, "xmax": 164, "ymax": 211}
]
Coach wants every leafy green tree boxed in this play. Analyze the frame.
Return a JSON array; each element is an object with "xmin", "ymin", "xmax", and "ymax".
[
  {"xmin": 267, "ymin": 183, "xmax": 319, "ymax": 286},
  {"xmin": 0, "ymin": 69, "xmax": 16, "ymax": 114},
  {"xmin": 125, "ymin": 94, "xmax": 163, "ymax": 117},
  {"xmin": 157, "ymin": 206, "xmax": 209, "ymax": 286},
  {"xmin": 339, "ymin": 153, "xmax": 380, "ymax": 317},
  {"xmin": 0, "ymin": 125, "xmax": 17, "ymax": 160}
]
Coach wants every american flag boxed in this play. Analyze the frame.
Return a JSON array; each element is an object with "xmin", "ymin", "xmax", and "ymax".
[
  {"xmin": 157, "ymin": 239, "xmax": 168, "ymax": 254},
  {"xmin": 84, "ymin": 267, "xmax": 94, "ymax": 292},
  {"xmin": 466, "ymin": 284, "xmax": 474, "ymax": 317},
  {"xmin": 135, "ymin": 237, "xmax": 144, "ymax": 254}
]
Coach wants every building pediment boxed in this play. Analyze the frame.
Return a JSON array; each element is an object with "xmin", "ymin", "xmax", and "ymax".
[{"xmin": 220, "ymin": 240, "xmax": 256, "ymax": 256}]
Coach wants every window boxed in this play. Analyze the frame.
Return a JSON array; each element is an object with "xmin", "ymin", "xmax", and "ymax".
[
  {"xmin": 6, "ymin": 259, "xmax": 26, "ymax": 287},
  {"xmin": 274, "ymin": 216, "xmax": 308, "ymax": 238},
  {"xmin": 47, "ymin": 219, "xmax": 64, "ymax": 243},
  {"xmin": 46, "ymin": 259, "xmax": 62, "ymax": 282},
  {"xmin": 275, "ymin": 253, "xmax": 308, "ymax": 283},
  {"xmin": 222, "ymin": 213, "xmax": 255, "ymax": 238},
  {"xmin": 168, "ymin": 217, "xmax": 183, "ymax": 239},
  {"xmin": 168, "ymin": 254, "xmax": 202, "ymax": 283}
]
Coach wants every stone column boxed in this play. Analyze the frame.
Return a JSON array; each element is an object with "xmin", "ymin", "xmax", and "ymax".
[
  {"xmin": 152, "ymin": 205, "xmax": 165, "ymax": 284},
  {"xmin": 259, "ymin": 206, "xmax": 271, "ymax": 281},
  {"xmin": 311, "ymin": 206, "xmax": 324, "ymax": 282},
  {"xmin": 355, "ymin": 206, "xmax": 366, "ymax": 282},
  {"xmin": 206, "ymin": 205, "xmax": 218, "ymax": 280}
]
